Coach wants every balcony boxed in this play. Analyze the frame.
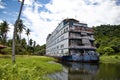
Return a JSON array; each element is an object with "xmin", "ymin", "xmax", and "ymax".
[
  {"xmin": 69, "ymin": 35, "xmax": 82, "ymax": 39},
  {"xmin": 69, "ymin": 27, "xmax": 94, "ymax": 34},
  {"xmin": 73, "ymin": 23, "xmax": 87, "ymax": 27},
  {"xmin": 69, "ymin": 36, "xmax": 95, "ymax": 40},
  {"xmin": 69, "ymin": 45, "xmax": 96, "ymax": 50}
]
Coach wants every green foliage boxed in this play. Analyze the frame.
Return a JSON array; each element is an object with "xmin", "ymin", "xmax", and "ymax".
[
  {"xmin": 94, "ymin": 24, "xmax": 120, "ymax": 55},
  {"xmin": 34, "ymin": 44, "xmax": 46, "ymax": 55},
  {"xmin": 1, "ymin": 47, "xmax": 12, "ymax": 54},
  {"xmin": 2, "ymin": 20, "xmax": 119, "ymax": 56},
  {"xmin": 0, "ymin": 20, "xmax": 46, "ymax": 55},
  {"xmin": 0, "ymin": 20, "xmax": 9, "ymax": 44},
  {"xmin": 103, "ymin": 47, "xmax": 114, "ymax": 55},
  {"xmin": 96, "ymin": 47, "xmax": 104, "ymax": 55},
  {"xmin": 0, "ymin": 56, "xmax": 62, "ymax": 80},
  {"xmin": 100, "ymin": 55, "xmax": 120, "ymax": 63}
]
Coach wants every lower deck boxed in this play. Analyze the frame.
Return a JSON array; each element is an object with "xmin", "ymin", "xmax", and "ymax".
[{"xmin": 48, "ymin": 51, "xmax": 99, "ymax": 62}]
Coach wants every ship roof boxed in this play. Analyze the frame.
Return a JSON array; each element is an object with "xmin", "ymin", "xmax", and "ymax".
[{"xmin": 63, "ymin": 18, "xmax": 79, "ymax": 23}]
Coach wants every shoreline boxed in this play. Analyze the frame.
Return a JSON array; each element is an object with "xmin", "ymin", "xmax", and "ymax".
[
  {"xmin": 100, "ymin": 55, "xmax": 120, "ymax": 64},
  {"xmin": 0, "ymin": 55, "xmax": 62, "ymax": 80}
]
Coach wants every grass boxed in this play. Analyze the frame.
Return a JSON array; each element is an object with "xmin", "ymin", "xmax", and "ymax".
[
  {"xmin": 100, "ymin": 54, "xmax": 120, "ymax": 64},
  {"xmin": 0, "ymin": 55, "xmax": 62, "ymax": 80}
]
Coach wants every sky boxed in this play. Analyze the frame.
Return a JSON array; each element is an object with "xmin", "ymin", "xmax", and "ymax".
[{"xmin": 0, "ymin": 0, "xmax": 120, "ymax": 45}]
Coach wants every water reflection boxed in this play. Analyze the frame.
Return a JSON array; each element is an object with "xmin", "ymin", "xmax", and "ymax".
[
  {"xmin": 49, "ymin": 62, "xmax": 99, "ymax": 80},
  {"xmin": 49, "ymin": 62, "xmax": 120, "ymax": 80}
]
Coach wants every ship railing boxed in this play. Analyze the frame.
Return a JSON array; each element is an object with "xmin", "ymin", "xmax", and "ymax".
[
  {"xmin": 69, "ymin": 36, "xmax": 95, "ymax": 40},
  {"xmin": 56, "ymin": 53, "xmax": 69, "ymax": 57},
  {"xmin": 69, "ymin": 28, "xmax": 94, "ymax": 34},
  {"xmin": 69, "ymin": 45, "xmax": 96, "ymax": 49},
  {"xmin": 73, "ymin": 23, "xmax": 87, "ymax": 27}
]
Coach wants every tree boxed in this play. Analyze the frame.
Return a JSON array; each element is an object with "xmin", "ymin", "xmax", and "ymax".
[
  {"xmin": 29, "ymin": 39, "xmax": 33, "ymax": 47},
  {"xmin": 26, "ymin": 28, "xmax": 30, "ymax": 45},
  {"xmin": 103, "ymin": 47, "xmax": 115, "ymax": 55},
  {"xmin": 12, "ymin": 0, "xmax": 25, "ymax": 63},
  {"xmin": 15, "ymin": 19, "xmax": 26, "ymax": 54},
  {"xmin": 35, "ymin": 44, "xmax": 46, "ymax": 55},
  {"xmin": 7, "ymin": 39, "xmax": 13, "ymax": 47},
  {"xmin": 21, "ymin": 38, "xmax": 27, "ymax": 49},
  {"xmin": 26, "ymin": 39, "xmax": 33, "ymax": 54},
  {"xmin": 0, "ymin": 20, "xmax": 9, "ymax": 44},
  {"xmin": 94, "ymin": 25, "xmax": 120, "ymax": 55},
  {"xmin": 33, "ymin": 41, "xmax": 36, "ymax": 54},
  {"xmin": 17, "ymin": 19, "xmax": 26, "ymax": 41}
]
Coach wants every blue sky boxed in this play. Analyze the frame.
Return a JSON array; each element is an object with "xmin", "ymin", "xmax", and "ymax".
[
  {"xmin": 0, "ymin": 0, "xmax": 120, "ymax": 45},
  {"xmin": 0, "ymin": 0, "xmax": 50, "ymax": 24}
]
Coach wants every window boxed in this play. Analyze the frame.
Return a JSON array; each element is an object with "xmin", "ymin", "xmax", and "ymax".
[
  {"xmin": 57, "ymin": 39, "xmax": 59, "ymax": 42},
  {"xmin": 61, "ymin": 50, "xmax": 63, "ymax": 53},
  {"xmin": 60, "ymin": 44, "xmax": 64, "ymax": 48},
  {"xmin": 62, "ymin": 36, "xmax": 64, "ymax": 40},
  {"xmin": 64, "ymin": 29, "xmax": 65, "ymax": 33},
  {"xmin": 57, "ymin": 46, "xmax": 59, "ymax": 49},
  {"xmin": 61, "ymin": 37, "xmax": 62, "ymax": 40},
  {"xmin": 61, "ymin": 31, "xmax": 62, "ymax": 34},
  {"xmin": 66, "ymin": 27, "xmax": 68, "ymax": 31}
]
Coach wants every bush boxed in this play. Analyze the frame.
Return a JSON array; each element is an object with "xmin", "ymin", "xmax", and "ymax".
[
  {"xmin": 103, "ymin": 47, "xmax": 115, "ymax": 55},
  {"xmin": 115, "ymin": 56, "xmax": 118, "ymax": 59},
  {"xmin": 111, "ymin": 44, "xmax": 120, "ymax": 53},
  {"xmin": 97, "ymin": 47, "xmax": 104, "ymax": 55},
  {"xmin": 1, "ymin": 47, "xmax": 12, "ymax": 54}
]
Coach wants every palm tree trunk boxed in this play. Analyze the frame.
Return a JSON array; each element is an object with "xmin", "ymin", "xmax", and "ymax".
[
  {"xmin": 20, "ymin": 33, "xmax": 22, "ymax": 45},
  {"xmin": 27, "ymin": 36, "xmax": 29, "ymax": 55},
  {"xmin": 12, "ymin": 0, "xmax": 24, "ymax": 63}
]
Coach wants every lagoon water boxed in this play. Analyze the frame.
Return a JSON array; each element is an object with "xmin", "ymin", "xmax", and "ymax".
[{"xmin": 49, "ymin": 62, "xmax": 120, "ymax": 80}]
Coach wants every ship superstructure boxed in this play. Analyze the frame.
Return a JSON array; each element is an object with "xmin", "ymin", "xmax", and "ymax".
[{"xmin": 46, "ymin": 19, "xmax": 99, "ymax": 62}]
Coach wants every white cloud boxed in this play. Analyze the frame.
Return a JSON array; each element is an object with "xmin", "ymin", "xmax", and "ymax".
[
  {"xmin": 0, "ymin": 0, "xmax": 5, "ymax": 9},
  {"xmin": 7, "ymin": 24, "xmax": 14, "ymax": 39},
  {"xmin": 19, "ymin": 0, "xmax": 39, "ymax": 5},
  {"xmin": 0, "ymin": 5, "xmax": 5, "ymax": 9},
  {"xmin": 21, "ymin": 0, "xmax": 120, "ymax": 45},
  {"xmin": 22, "ymin": 1, "xmax": 57, "ymax": 45},
  {"xmin": 45, "ymin": 0, "xmax": 120, "ymax": 26}
]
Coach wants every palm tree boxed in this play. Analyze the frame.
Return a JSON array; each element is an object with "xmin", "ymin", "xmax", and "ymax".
[
  {"xmin": 12, "ymin": 0, "xmax": 25, "ymax": 63},
  {"xmin": 25, "ymin": 28, "xmax": 30, "ymax": 53},
  {"xmin": 33, "ymin": 41, "xmax": 36, "ymax": 54},
  {"xmin": 26, "ymin": 28, "xmax": 30, "ymax": 45},
  {"xmin": 29, "ymin": 39, "xmax": 33, "ymax": 47},
  {"xmin": 28, "ymin": 39, "xmax": 33, "ymax": 55},
  {"xmin": 17, "ymin": 19, "xmax": 26, "ymax": 41},
  {"xmin": 0, "ymin": 20, "xmax": 9, "ymax": 44}
]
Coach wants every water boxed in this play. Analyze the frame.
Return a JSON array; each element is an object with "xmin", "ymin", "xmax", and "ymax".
[{"xmin": 49, "ymin": 62, "xmax": 120, "ymax": 80}]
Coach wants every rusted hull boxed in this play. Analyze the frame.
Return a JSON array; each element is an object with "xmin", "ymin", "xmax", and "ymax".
[{"xmin": 54, "ymin": 55, "xmax": 99, "ymax": 63}]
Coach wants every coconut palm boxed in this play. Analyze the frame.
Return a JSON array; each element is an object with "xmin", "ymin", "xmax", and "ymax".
[
  {"xmin": 29, "ymin": 39, "xmax": 33, "ymax": 47},
  {"xmin": 33, "ymin": 41, "xmax": 36, "ymax": 54},
  {"xmin": 26, "ymin": 28, "xmax": 30, "ymax": 45},
  {"xmin": 12, "ymin": 0, "xmax": 25, "ymax": 63},
  {"xmin": 17, "ymin": 19, "xmax": 26, "ymax": 41},
  {"xmin": 0, "ymin": 20, "xmax": 9, "ymax": 44}
]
